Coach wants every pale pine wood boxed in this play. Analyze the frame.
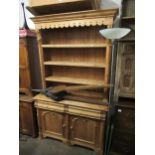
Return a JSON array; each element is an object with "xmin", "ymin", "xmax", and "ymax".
[
  {"xmin": 44, "ymin": 61, "xmax": 106, "ymax": 68},
  {"xmin": 34, "ymin": 94, "xmax": 108, "ymax": 118},
  {"xmin": 45, "ymin": 76, "xmax": 104, "ymax": 86},
  {"xmin": 43, "ymin": 48, "xmax": 106, "ymax": 68},
  {"xmin": 33, "ymin": 9, "xmax": 118, "ymax": 155},
  {"xmin": 30, "ymin": 0, "xmax": 101, "ymax": 8},
  {"xmin": 29, "ymin": 0, "xmax": 101, "ymax": 15},
  {"xmin": 30, "ymin": 0, "xmax": 90, "ymax": 6},
  {"xmin": 33, "ymin": 9, "xmax": 117, "ymax": 94},
  {"xmin": 41, "ymin": 27, "xmax": 106, "ymax": 45},
  {"xmin": 34, "ymin": 94, "xmax": 108, "ymax": 111},
  {"xmin": 31, "ymin": 9, "xmax": 118, "ymax": 29},
  {"xmin": 34, "ymin": 94, "xmax": 107, "ymax": 154},
  {"xmin": 42, "ymin": 44, "xmax": 108, "ymax": 48}
]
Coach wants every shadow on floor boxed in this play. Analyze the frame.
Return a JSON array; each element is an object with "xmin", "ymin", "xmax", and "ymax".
[{"xmin": 19, "ymin": 134, "xmax": 97, "ymax": 155}]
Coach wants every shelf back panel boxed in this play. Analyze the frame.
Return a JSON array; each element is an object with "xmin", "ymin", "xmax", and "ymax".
[
  {"xmin": 44, "ymin": 66, "xmax": 105, "ymax": 82},
  {"xmin": 41, "ymin": 26, "xmax": 106, "ymax": 44},
  {"xmin": 44, "ymin": 48, "xmax": 106, "ymax": 64}
]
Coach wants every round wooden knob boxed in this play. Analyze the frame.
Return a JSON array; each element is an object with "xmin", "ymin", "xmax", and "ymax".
[
  {"xmin": 62, "ymin": 124, "xmax": 66, "ymax": 128},
  {"xmin": 70, "ymin": 126, "xmax": 73, "ymax": 130}
]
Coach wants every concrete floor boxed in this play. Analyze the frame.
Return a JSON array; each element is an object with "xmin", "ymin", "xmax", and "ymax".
[{"xmin": 19, "ymin": 134, "xmax": 97, "ymax": 155}]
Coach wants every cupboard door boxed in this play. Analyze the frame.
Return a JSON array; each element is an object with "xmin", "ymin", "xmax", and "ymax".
[
  {"xmin": 40, "ymin": 110, "xmax": 66, "ymax": 140},
  {"xmin": 119, "ymin": 42, "xmax": 135, "ymax": 98},
  {"xmin": 19, "ymin": 101, "xmax": 34, "ymax": 135},
  {"xmin": 122, "ymin": 0, "xmax": 135, "ymax": 17},
  {"xmin": 69, "ymin": 116, "xmax": 100, "ymax": 149}
]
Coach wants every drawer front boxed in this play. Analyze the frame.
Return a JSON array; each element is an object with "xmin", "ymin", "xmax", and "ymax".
[
  {"xmin": 35, "ymin": 100, "xmax": 65, "ymax": 113},
  {"xmin": 35, "ymin": 100, "xmax": 106, "ymax": 120},
  {"xmin": 19, "ymin": 101, "xmax": 34, "ymax": 135},
  {"xmin": 68, "ymin": 106, "xmax": 106, "ymax": 120}
]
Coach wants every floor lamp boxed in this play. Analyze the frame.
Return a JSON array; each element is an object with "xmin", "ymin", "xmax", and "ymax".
[{"xmin": 99, "ymin": 28, "xmax": 131, "ymax": 155}]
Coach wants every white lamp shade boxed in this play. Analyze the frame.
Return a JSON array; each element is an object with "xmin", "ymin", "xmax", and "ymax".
[{"xmin": 99, "ymin": 28, "xmax": 131, "ymax": 39}]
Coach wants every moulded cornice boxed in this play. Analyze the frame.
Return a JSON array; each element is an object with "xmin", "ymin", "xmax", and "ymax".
[{"xmin": 31, "ymin": 8, "xmax": 118, "ymax": 29}]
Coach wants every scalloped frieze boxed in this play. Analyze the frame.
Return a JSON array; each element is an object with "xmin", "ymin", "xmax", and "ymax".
[{"xmin": 35, "ymin": 18, "xmax": 113, "ymax": 29}]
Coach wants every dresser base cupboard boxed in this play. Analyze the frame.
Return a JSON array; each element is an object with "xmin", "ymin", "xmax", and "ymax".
[
  {"xmin": 19, "ymin": 95, "xmax": 38, "ymax": 137},
  {"xmin": 34, "ymin": 94, "xmax": 108, "ymax": 155}
]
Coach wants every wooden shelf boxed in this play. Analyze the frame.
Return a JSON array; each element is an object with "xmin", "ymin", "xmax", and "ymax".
[
  {"xmin": 42, "ymin": 44, "xmax": 107, "ymax": 48},
  {"xmin": 44, "ymin": 61, "xmax": 106, "ymax": 68},
  {"xmin": 45, "ymin": 76, "xmax": 104, "ymax": 86}
]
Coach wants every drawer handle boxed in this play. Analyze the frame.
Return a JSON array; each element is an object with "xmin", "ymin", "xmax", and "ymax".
[
  {"xmin": 62, "ymin": 124, "xmax": 66, "ymax": 128},
  {"xmin": 118, "ymin": 109, "xmax": 122, "ymax": 113},
  {"xmin": 70, "ymin": 126, "xmax": 73, "ymax": 130}
]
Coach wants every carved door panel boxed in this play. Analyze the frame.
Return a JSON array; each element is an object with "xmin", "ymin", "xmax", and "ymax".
[
  {"xmin": 122, "ymin": 0, "xmax": 135, "ymax": 17},
  {"xmin": 69, "ymin": 116, "xmax": 99, "ymax": 148},
  {"xmin": 40, "ymin": 110, "xmax": 66, "ymax": 140},
  {"xmin": 19, "ymin": 101, "xmax": 33, "ymax": 135},
  {"xmin": 119, "ymin": 42, "xmax": 135, "ymax": 98}
]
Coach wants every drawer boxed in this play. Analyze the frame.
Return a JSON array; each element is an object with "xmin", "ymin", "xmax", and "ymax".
[
  {"xmin": 35, "ymin": 100, "xmax": 106, "ymax": 120},
  {"xmin": 68, "ymin": 105, "xmax": 106, "ymax": 120},
  {"xmin": 29, "ymin": 0, "xmax": 101, "ymax": 15},
  {"xmin": 29, "ymin": 0, "xmax": 101, "ymax": 8},
  {"xmin": 35, "ymin": 100, "xmax": 65, "ymax": 113}
]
